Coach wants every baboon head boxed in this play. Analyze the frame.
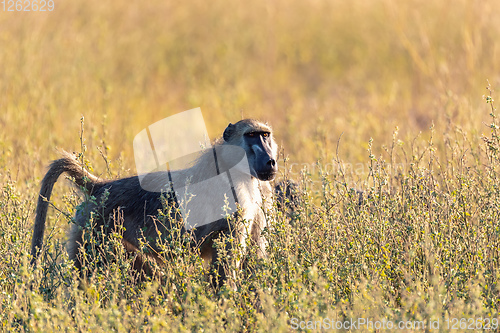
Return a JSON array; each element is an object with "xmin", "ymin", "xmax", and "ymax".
[{"xmin": 223, "ymin": 119, "xmax": 278, "ymax": 181}]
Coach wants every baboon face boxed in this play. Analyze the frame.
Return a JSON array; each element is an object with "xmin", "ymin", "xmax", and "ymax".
[
  {"xmin": 244, "ymin": 130, "xmax": 278, "ymax": 181},
  {"xmin": 223, "ymin": 119, "xmax": 278, "ymax": 181}
]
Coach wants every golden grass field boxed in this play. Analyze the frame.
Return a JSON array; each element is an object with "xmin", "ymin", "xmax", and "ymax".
[{"xmin": 1, "ymin": 0, "xmax": 500, "ymax": 331}]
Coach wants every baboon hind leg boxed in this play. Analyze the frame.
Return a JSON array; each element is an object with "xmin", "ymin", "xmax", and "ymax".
[{"xmin": 67, "ymin": 221, "xmax": 84, "ymax": 272}]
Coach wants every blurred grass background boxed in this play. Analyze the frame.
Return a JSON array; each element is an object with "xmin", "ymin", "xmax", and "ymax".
[{"xmin": 1, "ymin": 0, "xmax": 499, "ymax": 184}]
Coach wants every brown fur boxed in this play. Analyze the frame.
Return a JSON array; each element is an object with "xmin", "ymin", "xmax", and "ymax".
[{"xmin": 31, "ymin": 119, "xmax": 278, "ymax": 288}]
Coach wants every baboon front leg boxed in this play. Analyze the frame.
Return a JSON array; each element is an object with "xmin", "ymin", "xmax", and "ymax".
[{"xmin": 209, "ymin": 231, "xmax": 231, "ymax": 290}]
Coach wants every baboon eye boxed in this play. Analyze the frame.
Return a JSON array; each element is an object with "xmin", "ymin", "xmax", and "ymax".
[
  {"xmin": 247, "ymin": 132, "xmax": 255, "ymax": 137},
  {"xmin": 262, "ymin": 133, "xmax": 269, "ymax": 137}
]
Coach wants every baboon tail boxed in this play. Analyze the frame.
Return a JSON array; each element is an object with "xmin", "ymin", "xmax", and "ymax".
[{"xmin": 30, "ymin": 151, "xmax": 106, "ymax": 264}]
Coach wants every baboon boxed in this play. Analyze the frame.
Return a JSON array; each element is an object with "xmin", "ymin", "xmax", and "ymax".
[{"xmin": 31, "ymin": 119, "xmax": 278, "ymax": 287}]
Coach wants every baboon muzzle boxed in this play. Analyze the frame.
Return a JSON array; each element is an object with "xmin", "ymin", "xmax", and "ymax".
[{"xmin": 253, "ymin": 145, "xmax": 277, "ymax": 181}]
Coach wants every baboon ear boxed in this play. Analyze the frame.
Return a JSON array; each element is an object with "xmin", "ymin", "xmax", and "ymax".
[{"xmin": 223, "ymin": 123, "xmax": 234, "ymax": 142}]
